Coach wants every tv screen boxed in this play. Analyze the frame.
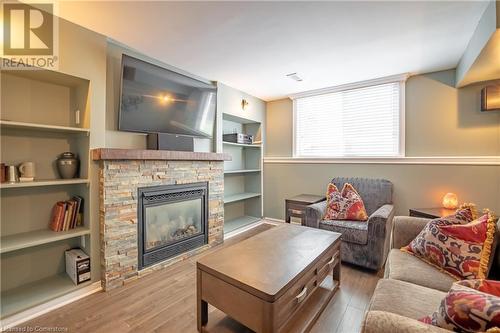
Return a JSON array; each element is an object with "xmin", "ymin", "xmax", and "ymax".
[{"xmin": 118, "ymin": 54, "xmax": 217, "ymax": 138}]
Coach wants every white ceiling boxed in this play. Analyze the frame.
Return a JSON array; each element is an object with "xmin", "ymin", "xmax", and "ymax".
[{"xmin": 58, "ymin": 1, "xmax": 489, "ymax": 101}]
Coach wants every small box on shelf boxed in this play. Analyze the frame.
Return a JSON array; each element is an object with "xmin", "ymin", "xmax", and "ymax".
[{"xmin": 65, "ymin": 249, "xmax": 91, "ymax": 285}]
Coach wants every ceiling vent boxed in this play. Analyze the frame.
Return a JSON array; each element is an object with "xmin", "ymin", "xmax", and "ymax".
[{"xmin": 286, "ymin": 72, "xmax": 303, "ymax": 82}]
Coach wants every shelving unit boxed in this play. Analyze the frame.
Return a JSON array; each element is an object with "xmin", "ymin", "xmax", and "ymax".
[
  {"xmin": 222, "ymin": 113, "xmax": 263, "ymax": 234},
  {"xmin": 1, "ymin": 274, "xmax": 91, "ymax": 318},
  {"xmin": 0, "ymin": 68, "xmax": 94, "ymax": 318},
  {"xmin": 0, "ymin": 178, "xmax": 89, "ymax": 189},
  {"xmin": 0, "ymin": 120, "xmax": 90, "ymax": 134},
  {"xmin": 0, "ymin": 227, "xmax": 91, "ymax": 254},
  {"xmin": 223, "ymin": 141, "xmax": 261, "ymax": 149},
  {"xmin": 224, "ymin": 192, "xmax": 261, "ymax": 204},
  {"xmin": 224, "ymin": 169, "xmax": 260, "ymax": 174}
]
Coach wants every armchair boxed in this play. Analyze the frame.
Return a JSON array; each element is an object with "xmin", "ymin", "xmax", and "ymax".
[{"xmin": 305, "ymin": 177, "xmax": 394, "ymax": 270}]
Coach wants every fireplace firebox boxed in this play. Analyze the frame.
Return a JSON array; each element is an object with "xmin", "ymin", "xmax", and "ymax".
[{"xmin": 138, "ymin": 182, "xmax": 208, "ymax": 269}]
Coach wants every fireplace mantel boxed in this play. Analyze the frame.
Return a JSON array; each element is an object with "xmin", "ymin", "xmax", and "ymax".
[{"xmin": 92, "ymin": 148, "xmax": 231, "ymax": 161}]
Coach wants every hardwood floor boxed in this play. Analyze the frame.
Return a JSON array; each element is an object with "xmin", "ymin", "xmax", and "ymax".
[{"xmin": 19, "ymin": 223, "xmax": 381, "ymax": 333}]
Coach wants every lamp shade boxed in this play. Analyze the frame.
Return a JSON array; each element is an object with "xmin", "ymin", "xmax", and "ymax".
[{"xmin": 442, "ymin": 193, "xmax": 458, "ymax": 209}]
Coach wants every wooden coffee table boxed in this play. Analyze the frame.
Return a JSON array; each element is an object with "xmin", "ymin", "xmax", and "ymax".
[{"xmin": 197, "ymin": 223, "xmax": 341, "ymax": 333}]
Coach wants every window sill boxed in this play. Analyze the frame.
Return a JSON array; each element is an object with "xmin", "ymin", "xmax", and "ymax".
[{"xmin": 263, "ymin": 156, "xmax": 500, "ymax": 166}]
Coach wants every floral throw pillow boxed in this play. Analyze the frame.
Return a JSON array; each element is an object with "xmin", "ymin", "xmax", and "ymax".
[
  {"xmin": 420, "ymin": 279, "xmax": 500, "ymax": 333},
  {"xmin": 323, "ymin": 183, "xmax": 368, "ymax": 221},
  {"xmin": 402, "ymin": 207, "xmax": 496, "ymax": 280}
]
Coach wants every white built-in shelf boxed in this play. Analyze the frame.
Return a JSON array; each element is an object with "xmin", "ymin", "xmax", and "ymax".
[
  {"xmin": 224, "ymin": 192, "xmax": 261, "ymax": 204},
  {"xmin": 223, "ymin": 141, "xmax": 261, "ymax": 148},
  {"xmin": 0, "ymin": 178, "xmax": 89, "ymax": 189},
  {"xmin": 0, "ymin": 273, "xmax": 91, "ymax": 318},
  {"xmin": 0, "ymin": 227, "xmax": 91, "ymax": 254},
  {"xmin": 224, "ymin": 169, "xmax": 261, "ymax": 174},
  {"xmin": 0, "ymin": 120, "xmax": 89, "ymax": 134},
  {"xmin": 224, "ymin": 215, "xmax": 261, "ymax": 234}
]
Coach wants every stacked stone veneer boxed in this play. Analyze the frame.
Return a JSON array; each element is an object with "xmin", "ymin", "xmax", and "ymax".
[{"xmin": 99, "ymin": 160, "xmax": 224, "ymax": 290}]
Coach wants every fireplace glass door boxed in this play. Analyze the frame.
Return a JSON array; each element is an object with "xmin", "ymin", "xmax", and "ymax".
[
  {"xmin": 144, "ymin": 198, "xmax": 202, "ymax": 251},
  {"xmin": 138, "ymin": 182, "xmax": 208, "ymax": 269}
]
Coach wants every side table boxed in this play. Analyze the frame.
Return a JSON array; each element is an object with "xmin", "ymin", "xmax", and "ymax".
[
  {"xmin": 285, "ymin": 194, "xmax": 325, "ymax": 225},
  {"xmin": 409, "ymin": 207, "xmax": 456, "ymax": 219}
]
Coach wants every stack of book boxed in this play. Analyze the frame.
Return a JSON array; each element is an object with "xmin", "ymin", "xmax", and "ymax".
[{"xmin": 49, "ymin": 196, "xmax": 84, "ymax": 232}]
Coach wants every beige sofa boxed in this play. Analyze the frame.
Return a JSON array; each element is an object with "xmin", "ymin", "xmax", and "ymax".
[{"xmin": 361, "ymin": 216, "xmax": 500, "ymax": 333}]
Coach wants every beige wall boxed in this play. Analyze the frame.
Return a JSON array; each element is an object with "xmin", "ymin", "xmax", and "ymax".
[
  {"xmin": 266, "ymin": 70, "xmax": 500, "ymax": 157},
  {"xmin": 405, "ymin": 71, "xmax": 499, "ymax": 156},
  {"xmin": 264, "ymin": 70, "xmax": 500, "ymax": 219}
]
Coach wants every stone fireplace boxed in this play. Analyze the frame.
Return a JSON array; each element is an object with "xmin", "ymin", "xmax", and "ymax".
[
  {"xmin": 93, "ymin": 148, "xmax": 229, "ymax": 290},
  {"xmin": 138, "ymin": 182, "xmax": 208, "ymax": 269}
]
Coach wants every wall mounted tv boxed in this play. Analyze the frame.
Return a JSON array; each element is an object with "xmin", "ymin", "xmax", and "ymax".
[{"xmin": 119, "ymin": 54, "xmax": 217, "ymax": 138}]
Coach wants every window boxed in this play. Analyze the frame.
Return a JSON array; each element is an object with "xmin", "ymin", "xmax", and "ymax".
[{"xmin": 293, "ymin": 77, "xmax": 405, "ymax": 158}]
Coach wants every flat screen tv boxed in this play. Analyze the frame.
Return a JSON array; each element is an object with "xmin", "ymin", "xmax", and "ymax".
[{"xmin": 118, "ymin": 54, "xmax": 217, "ymax": 138}]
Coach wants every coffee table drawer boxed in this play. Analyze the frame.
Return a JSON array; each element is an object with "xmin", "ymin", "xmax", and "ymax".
[
  {"xmin": 316, "ymin": 246, "xmax": 340, "ymax": 283},
  {"xmin": 275, "ymin": 269, "xmax": 317, "ymax": 327}
]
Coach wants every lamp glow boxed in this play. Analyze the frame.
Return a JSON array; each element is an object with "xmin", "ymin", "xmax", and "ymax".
[{"xmin": 442, "ymin": 193, "xmax": 458, "ymax": 209}]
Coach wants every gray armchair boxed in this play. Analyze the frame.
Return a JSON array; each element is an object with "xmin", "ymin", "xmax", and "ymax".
[{"xmin": 305, "ymin": 177, "xmax": 394, "ymax": 270}]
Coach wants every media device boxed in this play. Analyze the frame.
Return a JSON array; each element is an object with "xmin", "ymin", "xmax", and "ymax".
[
  {"xmin": 223, "ymin": 133, "xmax": 254, "ymax": 145},
  {"xmin": 118, "ymin": 54, "xmax": 217, "ymax": 140}
]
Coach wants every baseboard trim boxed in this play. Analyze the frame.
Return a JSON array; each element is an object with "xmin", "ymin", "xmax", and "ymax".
[
  {"xmin": 263, "ymin": 217, "xmax": 285, "ymax": 224},
  {"xmin": 224, "ymin": 220, "xmax": 267, "ymax": 239},
  {"xmin": 0, "ymin": 281, "xmax": 102, "ymax": 329},
  {"xmin": 264, "ymin": 156, "xmax": 500, "ymax": 165}
]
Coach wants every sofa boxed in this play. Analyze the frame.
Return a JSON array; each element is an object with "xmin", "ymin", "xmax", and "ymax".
[
  {"xmin": 361, "ymin": 215, "xmax": 500, "ymax": 333},
  {"xmin": 304, "ymin": 177, "xmax": 394, "ymax": 270}
]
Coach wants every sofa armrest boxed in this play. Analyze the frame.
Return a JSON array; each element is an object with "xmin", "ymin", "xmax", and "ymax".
[
  {"xmin": 391, "ymin": 216, "xmax": 430, "ymax": 249},
  {"xmin": 304, "ymin": 200, "xmax": 327, "ymax": 229},
  {"xmin": 361, "ymin": 311, "xmax": 451, "ymax": 333}
]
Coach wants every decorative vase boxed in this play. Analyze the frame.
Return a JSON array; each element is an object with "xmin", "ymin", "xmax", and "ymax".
[{"xmin": 56, "ymin": 152, "xmax": 79, "ymax": 179}]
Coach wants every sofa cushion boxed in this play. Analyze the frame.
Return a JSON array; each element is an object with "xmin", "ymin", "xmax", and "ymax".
[
  {"xmin": 319, "ymin": 219, "xmax": 368, "ymax": 245},
  {"xmin": 369, "ymin": 279, "xmax": 446, "ymax": 320},
  {"xmin": 331, "ymin": 177, "xmax": 392, "ymax": 216},
  {"xmin": 422, "ymin": 279, "xmax": 500, "ymax": 332},
  {"xmin": 324, "ymin": 183, "xmax": 368, "ymax": 221},
  {"xmin": 403, "ymin": 210, "xmax": 496, "ymax": 280},
  {"xmin": 385, "ymin": 249, "xmax": 456, "ymax": 292}
]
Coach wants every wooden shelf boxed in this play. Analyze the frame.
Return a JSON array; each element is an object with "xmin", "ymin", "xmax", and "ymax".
[
  {"xmin": 1, "ymin": 178, "xmax": 89, "ymax": 189},
  {"xmin": 224, "ymin": 192, "xmax": 261, "ymax": 204},
  {"xmin": 224, "ymin": 169, "xmax": 261, "ymax": 174},
  {"xmin": 1, "ymin": 273, "xmax": 91, "ymax": 318},
  {"xmin": 223, "ymin": 141, "xmax": 261, "ymax": 148},
  {"xmin": 0, "ymin": 120, "xmax": 89, "ymax": 134},
  {"xmin": 0, "ymin": 227, "xmax": 91, "ymax": 254},
  {"xmin": 224, "ymin": 216, "xmax": 261, "ymax": 234}
]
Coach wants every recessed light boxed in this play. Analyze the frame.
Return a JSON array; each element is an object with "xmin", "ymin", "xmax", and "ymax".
[{"xmin": 286, "ymin": 72, "xmax": 303, "ymax": 82}]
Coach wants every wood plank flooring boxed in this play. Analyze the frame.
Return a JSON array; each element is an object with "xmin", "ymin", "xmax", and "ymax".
[{"xmin": 18, "ymin": 223, "xmax": 381, "ymax": 333}]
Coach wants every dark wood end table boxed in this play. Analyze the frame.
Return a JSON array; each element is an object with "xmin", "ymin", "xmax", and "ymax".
[
  {"xmin": 409, "ymin": 207, "xmax": 456, "ymax": 219},
  {"xmin": 285, "ymin": 194, "xmax": 325, "ymax": 225}
]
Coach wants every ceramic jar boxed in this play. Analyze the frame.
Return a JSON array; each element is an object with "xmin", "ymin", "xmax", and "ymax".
[{"xmin": 56, "ymin": 152, "xmax": 79, "ymax": 179}]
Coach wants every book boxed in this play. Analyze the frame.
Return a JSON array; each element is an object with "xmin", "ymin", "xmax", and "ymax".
[
  {"xmin": 72, "ymin": 196, "xmax": 83, "ymax": 228},
  {"xmin": 62, "ymin": 205, "xmax": 70, "ymax": 231},
  {"xmin": 48, "ymin": 197, "xmax": 84, "ymax": 232},
  {"xmin": 49, "ymin": 202, "xmax": 65, "ymax": 232},
  {"xmin": 65, "ymin": 201, "xmax": 75, "ymax": 231}
]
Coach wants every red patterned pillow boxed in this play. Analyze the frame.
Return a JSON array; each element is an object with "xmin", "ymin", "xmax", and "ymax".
[
  {"xmin": 421, "ymin": 279, "xmax": 500, "ymax": 332},
  {"xmin": 402, "ymin": 208, "xmax": 496, "ymax": 280},
  {"xmin": 324, "ymin": 183, "xmax": 368, "ymax": 221}
]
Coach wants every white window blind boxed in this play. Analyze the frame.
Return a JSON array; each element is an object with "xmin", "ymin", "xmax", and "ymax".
[{"xmin": 294, "ymin": 81, "xmax": 403, "ymax": 158}]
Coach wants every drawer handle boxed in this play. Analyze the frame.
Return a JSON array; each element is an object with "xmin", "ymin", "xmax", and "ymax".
[
  {"xmin": 296, "ymin": 286, "xmax": 308, "ymax": 303},
  {"xmin": 327, "ymin": 255, "xmax": 336, "ymax": 267}
]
